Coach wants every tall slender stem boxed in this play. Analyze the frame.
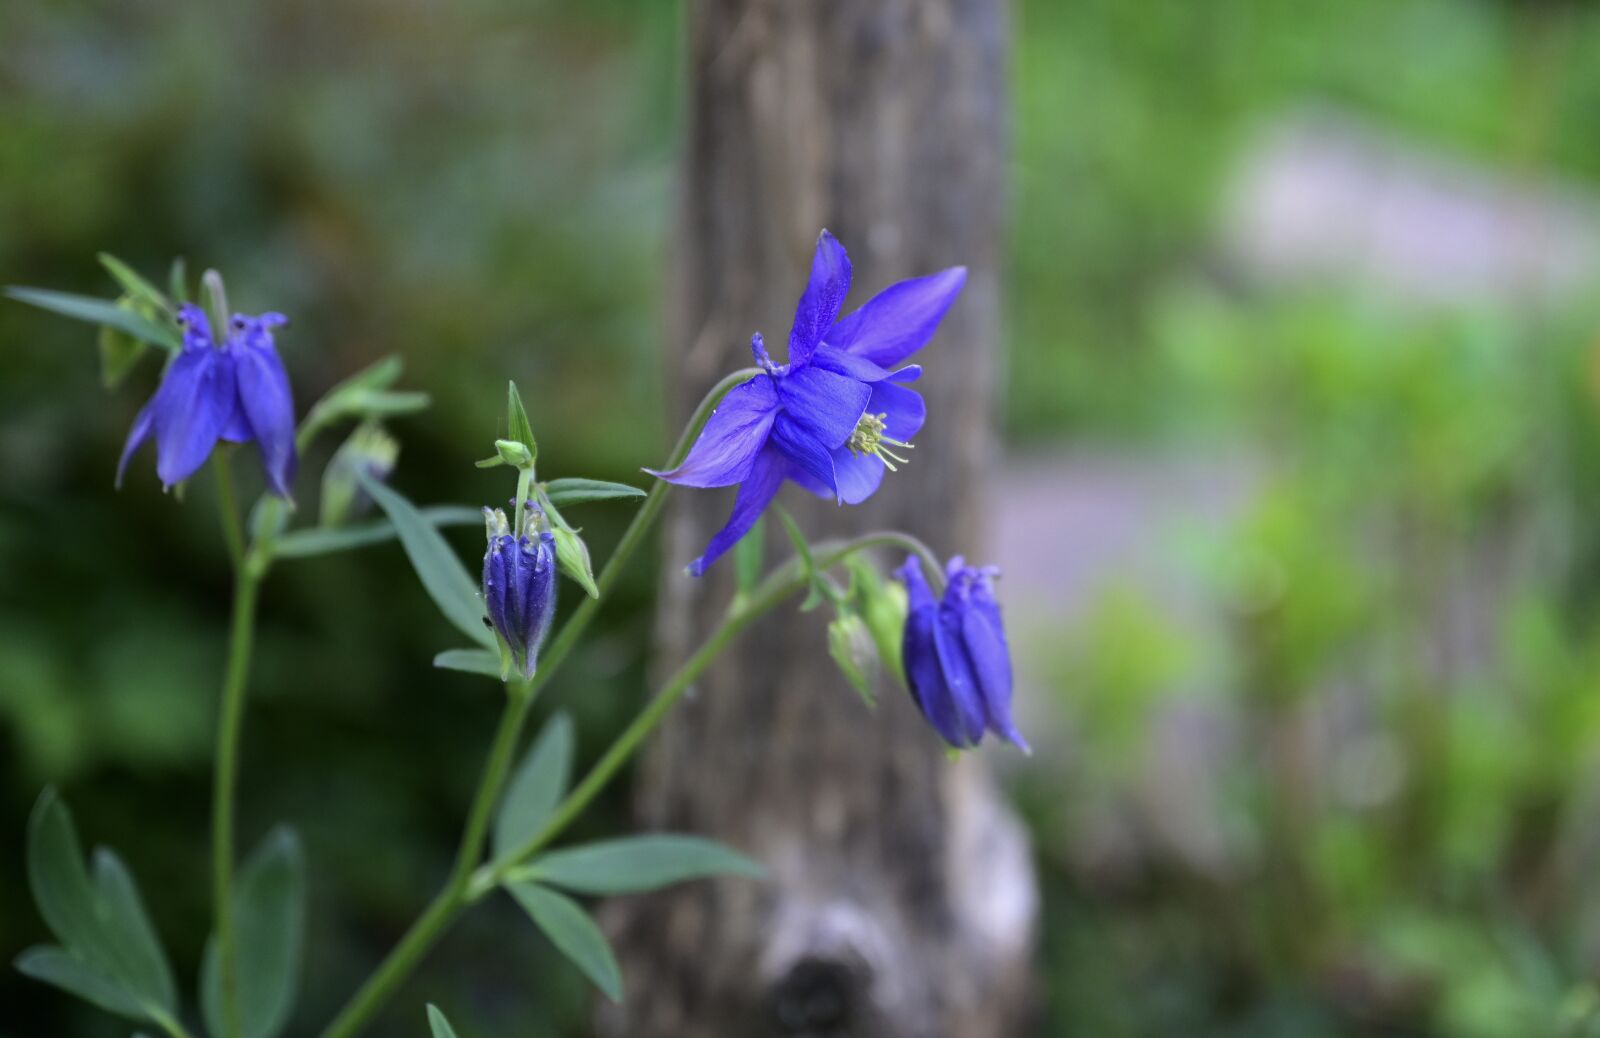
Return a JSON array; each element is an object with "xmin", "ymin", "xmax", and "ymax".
[
  {"xmin": 212, "ymin": 453, "xmax": 258, "ymax": 1038},
  {"xmin": 317, "ymin": 368, "xmax": 757, "ymax": 1038}
]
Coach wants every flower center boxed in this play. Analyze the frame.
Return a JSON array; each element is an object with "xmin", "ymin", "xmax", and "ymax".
[{"xmin": 847, "ymin": 412, "xmax": 914, "ymax": 471}]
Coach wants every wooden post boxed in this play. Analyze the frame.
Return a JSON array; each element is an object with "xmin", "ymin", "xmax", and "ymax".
[{"xmin": 603, "ymin": 1, "xmax": 1035, "ymax": 1034}]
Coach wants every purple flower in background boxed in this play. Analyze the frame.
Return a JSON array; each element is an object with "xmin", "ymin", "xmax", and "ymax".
[
  {"xmin": 649, "ymin": 230, "xmax": 966, "ymax": 575},
  {"xmin": 482, "ymin": 506, "xmax": 558, "ymax": 679},
  {"xmin": 117, "ymin": 303, "xmax": 297, "ymax": 496},
  {"xmin": 897, "ymin": 556, "xmax": 1028, "ymax": 752}
]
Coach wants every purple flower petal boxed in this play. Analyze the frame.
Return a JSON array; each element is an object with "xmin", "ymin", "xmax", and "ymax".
[
  {"xmin": 829, "ymin": 448, "xmax": 885, "ymax": 505},
  {"xmin": 234, "ymin": 329, "xmax": 298, "ymax": 498},
  {"xmin": 687, "ymin": 445, "xmax": 787, "ymax": 576},
  {"xmin": 774, "ymin": 365, "xmax": 871, "ymax": 449},
  {"xmin": 153, "ymin": 348, "xmax": 235, "ymax": 488},
  {"xmin": 885, "ymin": 364, "xmax": 923, "ymax": 384},
  {"xmin": 962, "ymin": 577, "xmax": 1028, "ymax": 751},
  {"xmin": 809, "ymin": 345, "xmax": 893, "ymax": 384},
  {"xmin": 520, "ymin": 533, "xmax": 558, "ymax": 676},
  {"xmin": 647, "ymin": 375, "xmax": 778, "ymax": 488},
  {"xmin": 770, "ymin": 412, "xmax": 839, "ymax": 502},
  {"xmin": 866, "ymin": 379, "xmax": 926, "ymax": 444},
  {"xmin": 826, "ymin": 266, "xmax": 966, "ymax": 369},
  {"xmin": 483, "ymin": 534, "xmax": 520, "ymax": 654},
  {"xmin": 115, "ymin": 398, "xmax": 158, "ymax": 488},
  {"xmin": 787, "ymin": 230, "xmax": 851, "ymax": 368}
]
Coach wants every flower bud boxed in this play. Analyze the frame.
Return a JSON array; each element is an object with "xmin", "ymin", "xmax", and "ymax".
[
  {"xmin": 495, "ymin": 438, "xmax": 534, "ymax": 469},
  {"xmin": 552, "ymin": 525, "xmax": 599, "ymax": 599},
  {"xmin": 828, "ymin": 612, "xmax": 879, "ymax": 707},
  {"xmin": 321, "ymin": 422, "xmax": 399, "ymax": 528},
  {"xmin": 482, "ymin": 506, "xmax": 558, "ymax": 679}
]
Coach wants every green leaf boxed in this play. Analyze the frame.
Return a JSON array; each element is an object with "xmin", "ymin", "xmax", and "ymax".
[
  {"xmin": 200, "ymin": 828, "xmax": 305, "ymax": 1038},
  {"xmin": 92, "ymin": 849, "xmax": 176, "ymax": 1012},
  {"xmin": 343, "ymin": 388, "xmax": 432, "ymax": 418},
  {"xmin": 97, "ymin": 320, "xmax": 151, "ymax": 388},
  {"xmin": 522, "ymin": 835, "xmax": 763, "ymax": 896},
  {"xmin": 541, "ymin": 478, "xmax": 646, "ymax": 506},
  {"xmin": 298, "ymin": 356, "xmax": 417, "ymax": 444},
  {"xmin": 734, "ymin": 518, "xmax": 765, "ymax": 598},
  {"xmin": 427, "ymin": 1005, "xmax": 461, "ymax": 1038},
  {"xmin": 493, "ymin": 713, "xmax": 573, "ymax": 863},
  {"xmin": 433, "ymin": 648, "xmax": 503, "ymax": 679},
  {"xmin": 507, "ymin": 884, "xmax": 622, "ymax": 1002},
  {"xmin": 6, "ymin": 287, "xmax": 181, "ymax": 351},
  {"xmin": 27, "ymin": 789, "xmax": 107, "ymax": 961},
  {"xmin": 98, "ymin": 254, "xmax": 169, "ymax": 309},
  {"xmin": 20, "ymin": 791, "xmax": 177, "ymax": 1022},
  {"xmin": 358, "ymin": 474, "xmax": 495, "ymax": 649},
  {"xmin": 506, "ymin": 381, "xmax": 536, "ymax": 463},
  {"xmin": 15, "ymin": 946, "xmax": 146, "ymax": 1020},
  {"xmin": 272, "ymin": 506, "xmax": 481, "ymax": 559}
]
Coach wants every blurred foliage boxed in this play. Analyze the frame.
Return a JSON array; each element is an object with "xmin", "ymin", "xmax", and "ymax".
[{"xmin": 8, "ymin": 0, "xmax": 1600, "ymax": 1036}]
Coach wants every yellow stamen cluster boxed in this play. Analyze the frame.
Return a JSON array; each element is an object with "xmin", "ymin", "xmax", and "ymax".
[{"xmin": 847, "ymin": 412, "xmax": 914, "ymax": 471}]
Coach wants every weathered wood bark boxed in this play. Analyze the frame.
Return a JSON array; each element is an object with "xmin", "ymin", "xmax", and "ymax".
[{"xmin": 601, "ymin": 2, "xmax": 1035, "ymax": 1035}]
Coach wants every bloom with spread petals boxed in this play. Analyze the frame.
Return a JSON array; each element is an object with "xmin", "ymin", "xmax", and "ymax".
[
  {"xmin": 649, "ymin": 230, "xmax": 966, "ymax": 575},
  {"xmin": 897, "ymin": 555, "xmax": 1028, "ymax": 752},
  {"xmin": 482, "ymin": 506, "xmax": 558, "ymax": 679},
  {"xmin": 117, "ymin": 303, "xmax": 298, "ymax": 496}
]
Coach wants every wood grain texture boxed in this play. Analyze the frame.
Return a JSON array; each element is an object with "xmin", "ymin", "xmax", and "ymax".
[{"xmin": 600, "ymin": 1, "xmax": 1036, "ymax": 1034}]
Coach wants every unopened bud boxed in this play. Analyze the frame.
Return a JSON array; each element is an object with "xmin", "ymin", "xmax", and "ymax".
[
  {"xmin": 828, "ymin": 612, "xmax": 879, "ymax": 707},
  {"xmin": 495, "ymin": 438, "xmax": 534, "ymax": 469},
  {"xmin": 321, "ymin": 422, "xmax": 400, "ymax": 527}
]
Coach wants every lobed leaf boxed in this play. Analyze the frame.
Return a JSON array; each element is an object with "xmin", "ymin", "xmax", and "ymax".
[
  {"xmin": 359, "ymin": 473, "xmax": 496, "ymax": 649},
  {"xmin": 522, "ymin": 835, "xmax": 764, "ymax": 896},
  {"xmin": 92, "ymin": 849, "xmax": 176, "ymax": 1012},
  {"xmin": 507, "ymin": 883, "xmax": 622, "ymax": 1002},
  {"xmin": 200, "ymin": 827, "xmax": 305, "ymax": 1038},
  {"xmin": 493, "ymin": 713, "xmax": 573, "ymax": 863},
  {"xmin": 15, "ymin": 946, "xmax": 146, "ymax": 1020}
]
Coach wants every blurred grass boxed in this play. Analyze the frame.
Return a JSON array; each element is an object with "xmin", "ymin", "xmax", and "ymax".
[{"xmin": 6, "ymin": 0, "xmax": 1600, "ymax": 1036}]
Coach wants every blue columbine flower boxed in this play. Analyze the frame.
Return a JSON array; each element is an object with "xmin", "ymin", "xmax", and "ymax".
[
  {"xmin": 649, "ymin": 230, "xmax": 966, "ymax": 575},
  {"xmin": 117, "ymin": 303, "xmax": 298, "ymax": 497},
  {"xmin": 482, "ymin": 505, "xmax": 558, "ymax": 679},
  {"xmin": 897, "ymin": 555, "xmax": 1028, "ymax": 752}
]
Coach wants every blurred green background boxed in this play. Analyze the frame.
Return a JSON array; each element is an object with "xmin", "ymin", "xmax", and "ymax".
[{"xmin": 5, "ymin": 0, "xmax": 1600, "ymax": 1035}]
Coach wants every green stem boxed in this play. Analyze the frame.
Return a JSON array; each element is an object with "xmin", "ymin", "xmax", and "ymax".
[
  {"xmin": 213, "ymin": 502, "xmax": 260, "ymax": 1038},
  {"xmin": 150, "ymin": 1007, "xmax": 199, "ymax": 1038},
  {"xmin": 316, "ymin": 368, "xmax": 759, "ymax": 1038},
  {"xmin": 214, "ymin": 453, "xmax": 246, "ymax": 570},
  {"xmin": 319, "ymin": 680, "xmax": 537, "ymax": 1038}
]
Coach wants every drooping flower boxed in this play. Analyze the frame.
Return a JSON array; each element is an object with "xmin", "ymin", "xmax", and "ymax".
[
  {"xmin": 482, "ymin": 505, "xmax": 558, "ymax": 679},
  {"xmin": 649, "ymin": 230, "xmax": 966, "ymax": 575},
  {"xmin": 896, "ymin": 555, "xmax": 1028, "ymax": 752},
  {"xmin": 117, "ymin": 303, "xmax": 297, "ymax": 497}
]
